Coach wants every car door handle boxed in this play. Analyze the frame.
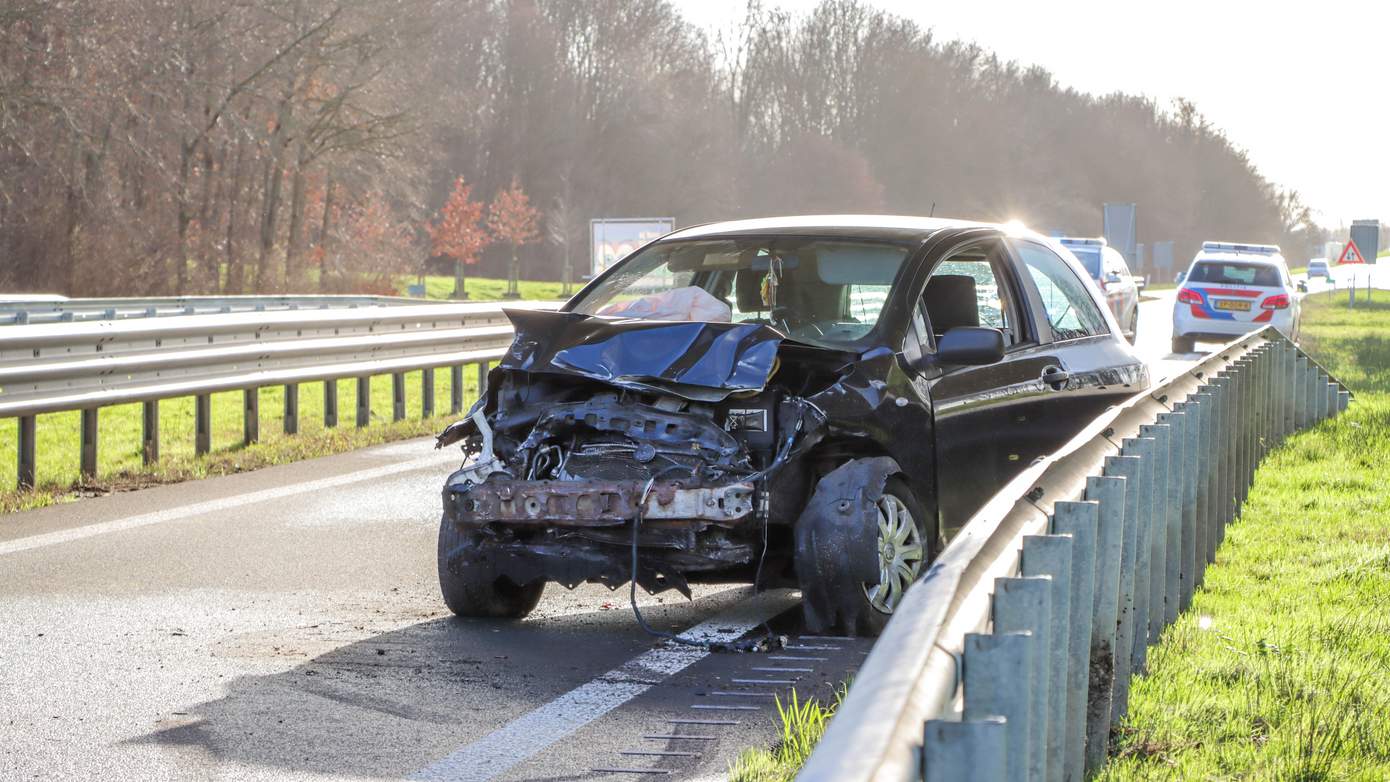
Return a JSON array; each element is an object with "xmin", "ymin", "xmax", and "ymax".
[{"xmin": 1041, "ymin": 365, "xmax": 1070, "ymax": 389}]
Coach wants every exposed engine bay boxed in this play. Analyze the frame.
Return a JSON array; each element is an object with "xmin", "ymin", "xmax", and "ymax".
[{"xmin": 437, "ymin": 309, "xmax": 840, "ymax": 597}]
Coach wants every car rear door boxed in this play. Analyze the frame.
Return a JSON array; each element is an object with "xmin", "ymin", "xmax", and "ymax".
[{"xmin": 1010, "ymin": 239, "xmax": 1149, "ymax": 450}]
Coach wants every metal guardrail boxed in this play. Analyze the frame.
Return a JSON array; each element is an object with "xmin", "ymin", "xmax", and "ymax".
[
  {"xmin": 0, "ymin": 294, "xmax": 427, "ymax": 326},
  {"xmin": 799, "ymin": 328, "xmax": 1350, "ymax": 782},
  {"xmin": 1, "ymin": 300, "xmax": 556, "ymax": 488}
]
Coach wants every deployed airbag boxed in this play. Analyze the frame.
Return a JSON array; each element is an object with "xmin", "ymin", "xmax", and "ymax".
[{"xmin": 596, "ymin": 285, "xmax": 732, "ymax": 323}]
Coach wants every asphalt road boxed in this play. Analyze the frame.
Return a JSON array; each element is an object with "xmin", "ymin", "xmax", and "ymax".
[{"xmin": 0, "ymin": 300, "xmax": 1206, "ymax": 782}]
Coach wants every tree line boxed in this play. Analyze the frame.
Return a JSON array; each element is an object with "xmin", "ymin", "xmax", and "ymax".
[{"xmin": 0, "ymin": 0, "xmax": 1325, "ymax": 296}]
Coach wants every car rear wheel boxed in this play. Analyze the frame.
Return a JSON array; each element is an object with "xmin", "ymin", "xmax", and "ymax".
[
  {"xmin": 437, "ymin": 515, "xmax": 544, "ymax": 619},
  {"xmin": 1171, "ymin": 335, "xmax": 1195, "ymax": 354},
  {"xmin": 1126, "ymin": 308, "xmax": 1139, "ymax": 344}
]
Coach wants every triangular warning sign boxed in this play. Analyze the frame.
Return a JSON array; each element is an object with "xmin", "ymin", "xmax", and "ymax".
[{"xmin": 1338, "ymin": 240, "xmax": 1367, "ymax": 264}]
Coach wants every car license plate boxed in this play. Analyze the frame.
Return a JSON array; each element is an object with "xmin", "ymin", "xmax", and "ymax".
[{"xmin": 1214, "ymin": 299, "xmax": 1251, "ymax": 311}]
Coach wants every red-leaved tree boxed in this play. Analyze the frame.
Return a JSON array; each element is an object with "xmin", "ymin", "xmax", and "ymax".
[
  {"xmin": 487, "ymin": 177, "xmax": 540, "ymax": 299},
  {"xmin": 426, "ymin": 176, "xmax": 489, "ymax": 299}
]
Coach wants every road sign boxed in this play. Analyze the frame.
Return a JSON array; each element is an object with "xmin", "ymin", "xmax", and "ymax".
[{"xmin": 1337, "ymin": 240, "xmax": 1367, "ymax": 265}]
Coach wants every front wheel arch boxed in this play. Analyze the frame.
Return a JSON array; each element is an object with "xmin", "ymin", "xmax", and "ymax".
[{"xmin": 792, "ymin": 457, "xmax": 936, "ymax": 635}]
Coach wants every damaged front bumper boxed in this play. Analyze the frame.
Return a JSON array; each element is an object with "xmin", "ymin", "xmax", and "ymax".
[
  {"xmin": 442, "ymin": 476, "xmax": 761, "ymax": 596},
  {"xmin": 446, "ymin": 478, "xmax": 756, "ymax": 525}
]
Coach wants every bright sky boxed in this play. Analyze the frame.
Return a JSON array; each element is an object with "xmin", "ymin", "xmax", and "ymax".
[{"xmin": 675, "ymin": 0, "xmax": 1386, "ymax": 228}]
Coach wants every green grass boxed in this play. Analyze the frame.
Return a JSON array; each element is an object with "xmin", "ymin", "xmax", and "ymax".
[
  {"xmin": 395, "ymin": 274, "xmax": 570, "ymax": 302},
  {"xmin": 728, "ymin": 685, "xmax": 848, "ymax": 782},
  {"xmin": 1100, "ymin": 292, "xmax": 1390, "ymax": 780},
  {"xmin": 0, "ymin": 370, "xmax": 484, "ymax": 515}
]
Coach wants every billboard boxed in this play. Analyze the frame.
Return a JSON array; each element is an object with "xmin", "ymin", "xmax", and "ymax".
[{"xmin": 590, "ymin": 218, "xmax": 675, "ymax": 276}]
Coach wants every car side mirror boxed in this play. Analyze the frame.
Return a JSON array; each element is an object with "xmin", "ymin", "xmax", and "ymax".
[
  {"xmin": 1104, "ymin": 272, "xmax": 1123, "ymax": 284},
  {"xmin": 936, "ymin": 326, "xmax": 1005, "ymax": 366}
]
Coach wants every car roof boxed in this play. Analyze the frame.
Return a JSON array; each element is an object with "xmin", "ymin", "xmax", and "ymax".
[{"xmin": 662, "ymin": 214, "xmax": 1024, "ymax": 244}]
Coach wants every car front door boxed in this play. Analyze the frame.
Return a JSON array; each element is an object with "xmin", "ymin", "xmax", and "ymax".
[{"xmin": 908, "ymin": 235, "xmax": 1060, "ymax": 539}]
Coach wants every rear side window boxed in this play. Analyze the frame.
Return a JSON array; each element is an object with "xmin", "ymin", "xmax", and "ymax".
[
  {"xmin": 1189, "ymin": 262, "xmax": 1281, "ymax": 287},
  {"xmin": 1014, "ymin": 241, "xmax": 1109, "ymax": 341}
]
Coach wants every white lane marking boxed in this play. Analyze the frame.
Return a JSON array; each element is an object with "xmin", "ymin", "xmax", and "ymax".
[
  {"xmin": 410, "ymin": 588, "xmax": 798, "ymax": 782},
  {"xmin": 0, "ymin": 452, "xmax": 457, "ymax": 557}
]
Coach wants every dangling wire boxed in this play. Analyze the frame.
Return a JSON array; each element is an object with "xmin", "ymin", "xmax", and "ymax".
[{"xmin": 628, "ymin": 471, "xmax": 784, "ymax": 653}]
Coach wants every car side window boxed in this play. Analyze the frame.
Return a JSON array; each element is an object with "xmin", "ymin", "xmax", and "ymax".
[
  {"xmin": 1015, "ymin": 241, "xmax": 1109, "ymax": 341},
  {"xmin": 919, "ymin": 241, "xmax": 1025, "ymax": 349}
]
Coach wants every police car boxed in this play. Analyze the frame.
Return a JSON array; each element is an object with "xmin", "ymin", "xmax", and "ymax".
[
  {"xmin": 1171, "ymin": 241, "xmax": 1299, "ymax": 353},
  {"xmin": 1059, "ymin": 237, "xmax": 1139, "ymax": 343}
]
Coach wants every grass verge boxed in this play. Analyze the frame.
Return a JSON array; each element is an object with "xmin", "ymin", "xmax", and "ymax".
[
  {"xmin": 729, "ymin": 685, "xmax": 847, "ymax": 782},
  {"xmin": 0, "ymin": 370, "xmax": 481, "ymax": 515},
  {"xmin": 1100, "ymin": 292, "xmax": 1390, "ymax": 779}
]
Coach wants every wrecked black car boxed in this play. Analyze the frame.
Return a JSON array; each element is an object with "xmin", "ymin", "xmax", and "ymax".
[{"xmin": 436, "ymin": 216, "xmax": 1149, "ymax": 634}]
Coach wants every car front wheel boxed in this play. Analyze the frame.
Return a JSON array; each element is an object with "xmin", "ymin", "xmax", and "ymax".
[
  {"xmin": 1171, "ymin": 335, "xmax": 1195, "ymax": 354},
  {"xmin": 437, "ymin": 515, "xmax": 545, "ymax": 619},
  {"xmin": 860, "ymin": 481, "xmax": 929, "ymax": 623},
  {"xmin": 796, "ymin": 471, "xmax": 933, "ymax": 636}
]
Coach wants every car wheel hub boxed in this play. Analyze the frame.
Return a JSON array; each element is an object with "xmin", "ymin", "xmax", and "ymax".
[{"xmin": 862, "ymin": 494, "xmax": 925, "ymax": 614}]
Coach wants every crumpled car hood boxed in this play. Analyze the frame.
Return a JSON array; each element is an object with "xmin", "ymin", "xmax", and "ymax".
[{"xmin": 501, "ymin": 309, "xmax": 785, "ymax": 402}]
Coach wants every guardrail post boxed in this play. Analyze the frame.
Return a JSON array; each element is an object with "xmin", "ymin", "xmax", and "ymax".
[
  {"xmin": 392, "ymin": 372, "xmax": 407, "ymax": 422},
  {"xmin": 962, "ymin": 633, "xmax": 1031, "ymax": 782},
  {"xmin": 1281, "ymin": 343, "xmax": 1297, "ymax": 437},
  {"xmin": 422, "ymin": 368, "xmax": 436, "ymax": 418},
  {"xmin": 1294, "ymin": 354, "xmax": 1311, "ymax": 429},
  {"xmin": 1263, "ymin": 344, "xmax": 1279, "ymax": 448},
  {"xmin": 923, "ymin": 716, "xmax": 1008, "ymax": 782},
  {"xmin": 1100, "ymin": 454, "xmax": 1140, "ymax": 722},
  {"xmin": 283, "ymin": 384, "xmax": 299, "ymax": 435},
  {"xmin": 1050, "ymin": 501, "xmax": 1097, "ymax": 782},
  {"xmin": 243, "ymin": 388, "xmax": 259, "ymax": 446},
  {"xmin": 1119, "ymin": 436, "xmax": 1154, "ymax": 671},
  {"xmin": 1138, "ymin": 422, "xmax": 1172, "ymax": 639},
  {"xmin": 1229, "ymin": 363, "xmax": 1249, "ymax": 508},
  {"xmin": 1169, "ymin": 402, "xmax": 1198, "ymax": 610},
  {"xmin": 477, "ymin": 360, "xmax": 490, "ymax": 399},
  {"xmin": 1189, "ymin": 391, "xmax": 1214, "ymax": 581},
  {"xmin": 1153, "ymin": 412, "xmax": 1186, "ymax": 626},
  {"xmin": 18, "ymin": 415, "xmax": 36, "ymax": 489},
  {"xmin": 195, "ymin": 393, "xmax": 212, "ymax": 455},
  {"xmin": 1082, "ymin": 476, "xmax": 1125, "ymax": 773},
  {"xmin": 324, "ymin": 381, "xmax": 339, "ymax": 429},
  {"xmin": 1315, "ymin": 366, "xmax": 1331, "ymax": 422},
  {"xmin": 1021, "ymin": 535, "xmax": 1072, "ymax": 782},
  {"xmin": 1339, "ymin": 388, "xmax": 1351, "ymax": 412},
  {"xmin": 356, "ymin": 376, "xmax": 371, "ymax": 427},
  {"xmin": 450, "ymin": 365, "xmax": 464, "ymax": 415},
  {"xmin": 993, "ymin": 576, "xmax": 1052, "ymax": 782},
  {"xmin": 142, "ymin": 400, "xmax": 159, "ymax": 465},
  {"xmin": 1325, "ymin": 378, "xmax": 1339, "ymax": 419},
  {"xmin": 80, "ymin": 407, "xmax": 98, "ymax": 480},
  {"xmin": 1208, "ymin": 375, "xmax": 1232, "ymax": 552}
]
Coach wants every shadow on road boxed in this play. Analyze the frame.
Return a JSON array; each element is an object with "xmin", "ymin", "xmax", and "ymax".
[{"xmin": 127, "ymin": 588, "xmax": 761, "ymax": 779}]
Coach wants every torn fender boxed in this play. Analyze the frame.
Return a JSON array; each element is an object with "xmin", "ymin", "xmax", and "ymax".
[{"xmin": 794, "ymin": 456, "xmax": 901, "ymax": 634}]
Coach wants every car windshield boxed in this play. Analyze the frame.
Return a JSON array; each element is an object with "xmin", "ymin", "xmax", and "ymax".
[
  {"xmin": 569, "ymin": 237, "xmax": 912, "ymax": 347},
  {"xmin": 1188, "ymin": 261, "xmax": 1281, "ymax": 287},
  {"xmin": 1064, "ymin": 246, "xmax": 1103, "ymax": 279}
]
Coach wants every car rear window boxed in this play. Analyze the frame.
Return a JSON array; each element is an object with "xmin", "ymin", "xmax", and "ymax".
[
  {"xmin": 1065, "ymin": 246, "xmax": 1103, "ymax": 279},
  {"xmin": 1188, "ymin": 261, "xmax": 1281, "ymax": 287}
]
